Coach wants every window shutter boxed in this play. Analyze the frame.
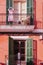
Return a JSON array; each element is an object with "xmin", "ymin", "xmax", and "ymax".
[
  {"xmin": 9, "ymin": 0, "xmax": 12, "ymax": 7},
  {"xmin": 27, "ymin": 0, "xmax": 33, "ymax": 16},
  {"xmin": 6, "ymin": 0, "xmax": 12, "ymax": 24},
  {"xmin": 9, "ymin": 37, "xmax": 14, "ymax": 65},
  {"xmin": 26, "ymin": 39, "xmax": 33, "ymax": 62}
]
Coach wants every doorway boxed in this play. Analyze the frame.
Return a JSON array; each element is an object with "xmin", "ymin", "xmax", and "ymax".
[
  {"xmin": 9, "ymin": 37, "xmax": 25, "ymax": 65},
  {"xmin": 9, "ymin": 36, "xmax": 37, "ymax": 65},
  {"xmin": 14, "ymin": 40, "xmax": 25, "ymax": 61}
]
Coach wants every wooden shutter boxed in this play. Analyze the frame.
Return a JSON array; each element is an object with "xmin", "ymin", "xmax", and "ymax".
[
  {"xmin": 9, "ymin": 37, "xmax": 14, "ymax": 65},
  {"xmin": 26, "ymin": 39, "xmax": 33, "ymax": 62},
  {"xmin": 6, "ymin": 0, "xmax": 12, "ymax": 24},
  {"xmin": 10, "ymin": 0, "xmax": 12, "ymax": 7},
  {"xmin": 27, "ymin": 0, "xmax": 33, "ymax": 16}
]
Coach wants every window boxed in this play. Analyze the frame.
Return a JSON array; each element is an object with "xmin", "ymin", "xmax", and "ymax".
[
  {"xmin": 14, "ymin": 2, "xmax": 26, "ymax": 21},
  {"xmin": 21, "ymin": 2, "xmax": 27, "ymax": 20},
  {"xmin": 14, "ymin": 2, "xmax": 21, "ymax": 22}
]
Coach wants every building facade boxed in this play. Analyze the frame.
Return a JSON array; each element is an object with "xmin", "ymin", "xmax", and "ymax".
[{"xmin": 0, "ymin": 0, "xmax": 43, "ymax": 65}]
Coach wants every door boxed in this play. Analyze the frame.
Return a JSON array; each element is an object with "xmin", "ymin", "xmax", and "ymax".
[
  {"xmin": 14, "ymin": 2, "xmax": 26, "ymax": 22},
  {"xmin": 9, "ymin": 38, "xmax": 25, "ymax": 65},
  {"xmin": 13, "ymin": 40, "xmax": 25, "ymax": 65},
  {"xmin": 9, "ymin": 38, "xmax": 19, "ymax": 65},
  {"xmin": 14, "ymin": 40, "xmax": 19, "ymax": 62}
]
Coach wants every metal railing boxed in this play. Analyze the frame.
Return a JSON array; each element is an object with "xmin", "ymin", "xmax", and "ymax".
[{"xmin": 0, "ymin": 13, "xmax": 34, "ymax": 25}]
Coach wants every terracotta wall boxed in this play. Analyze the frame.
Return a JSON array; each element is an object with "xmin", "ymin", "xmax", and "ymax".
[
  {"xmin": 37, "ymin": 40, "xmax": 43, "ymax": 65},
  {"xmin": 0, "ymin": 35, "xmax": 8, "ymax": 63},
  {"xmin": 0, "ymin": 0, "xmax": 6, "ymax": 25},
  {"xmin": 30, "ymin": 35, "xmax": 43, "ymax": 65},
  {"xmin": 36, "ymin": 0, "xmax": 43, "ymax": 28},
  {"xmin": 0, "ymin": 35, "xmax": 43, "ymax": 65}
]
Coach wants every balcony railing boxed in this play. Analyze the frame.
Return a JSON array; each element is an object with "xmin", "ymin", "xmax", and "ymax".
[
  {"xmin": 0, "ymin": 13, "xmax": 35, "ymax": 32},
  {"xmin": 0, "ymin": 13, "xmax": 34, "ymax": 25}
]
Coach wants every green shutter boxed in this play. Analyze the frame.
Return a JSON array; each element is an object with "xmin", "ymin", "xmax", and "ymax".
[
  {"xmin": 6, "ymin": 0, "xmax": 12, "ymax": 24},
  {"xmin": 27, "ymin": 0, "xmax": 33, "ymax": 16},
  {"xmin": 6, "ymin": 0, "xmax": 9, "ymax": 24},
  {"xmin": 10, "ymin": 0, "xmax": 12, "ymax": 7},
  {"xmin": 26, "ymin": 39, "xmax": 33, "ymax": 62},
  {"xmin": 9, "ymin": 37, "xmax": 14, "ymax": 65}
]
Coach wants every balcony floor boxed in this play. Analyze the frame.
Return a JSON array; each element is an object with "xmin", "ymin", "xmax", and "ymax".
[{"xmin": 0, "ymin": 25, "xmax": 35, "ymax": 32}]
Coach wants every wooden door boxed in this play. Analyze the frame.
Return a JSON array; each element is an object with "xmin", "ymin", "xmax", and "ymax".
[{"xmin": 9, "ymin": 37, "xmax": 14, "ymax": 65}]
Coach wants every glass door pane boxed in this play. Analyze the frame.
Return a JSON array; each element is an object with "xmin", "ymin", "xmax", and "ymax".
[
  {"xmin": 21, "ymin": 2, "xmax": 27, "ymax": 20},
  {"xmin": 14, "ymin": 2, "xmax": 19, "ymax": 22}
]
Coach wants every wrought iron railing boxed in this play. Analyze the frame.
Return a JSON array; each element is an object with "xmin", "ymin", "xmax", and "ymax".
[{"xmin": 0, "ymin": 13, "xmax": 34, "ymax": 25}]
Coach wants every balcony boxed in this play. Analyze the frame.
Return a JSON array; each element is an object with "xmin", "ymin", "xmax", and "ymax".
[{"xmin": 0, "ymin": 13, "xmax": 35, "ymax": 33}]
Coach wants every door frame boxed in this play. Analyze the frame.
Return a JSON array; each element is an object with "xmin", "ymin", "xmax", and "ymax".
[
  {"xmin": 10, "ymin": 36, "xmax": 29, "ymax": 40},
  {"xmin": 9, "ymin": 36, "xmax": 32, "ymax": 60},
  {"xmin": 9, "ymin": 36, "xmax": 33, "ymax": 65},
  {"xmin": 8, "ymin": 36, "xmax": 37, "ymax": 65},
  {"xmin": 9, "ymin": 36, "xmax": 30, "ymax": 61}
]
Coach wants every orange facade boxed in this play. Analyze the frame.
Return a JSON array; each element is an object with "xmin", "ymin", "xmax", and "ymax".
[
  {"xmin": 36, "ymin": 0, "xmax": 43, "ymax": 28},
  {"xmin": 0, "ymin": 35, "xmax": 8, "ymax": 63},
  {"xmin": 0, "ymin": 0, "xmax": 43, "ymax": 65},
  {"xmin": 0, "ymin": 35, "xmax": 43, "ymax": 65},
  {"xmin": 30, "ymin": 35, "xmax": 43, "ymax": 65}
]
